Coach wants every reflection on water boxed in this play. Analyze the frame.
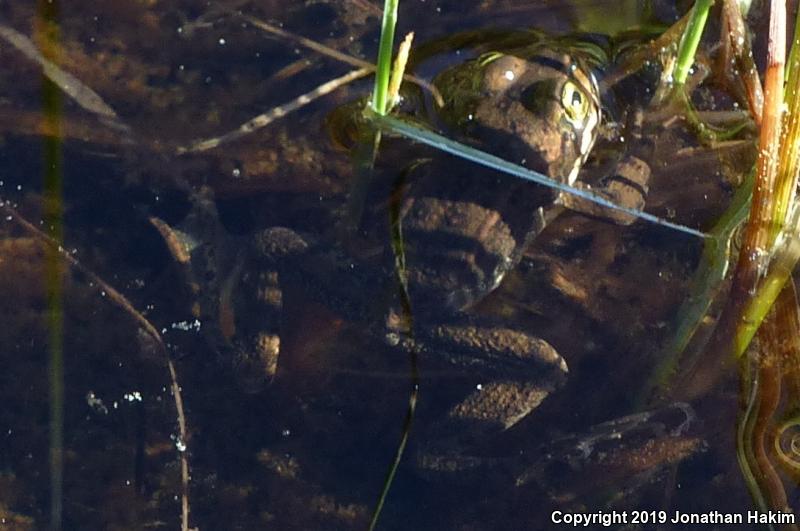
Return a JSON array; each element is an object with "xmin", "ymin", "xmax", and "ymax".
[{"xmin": 0, "ymin": 1, "xmax": 780, "ymax": 529}]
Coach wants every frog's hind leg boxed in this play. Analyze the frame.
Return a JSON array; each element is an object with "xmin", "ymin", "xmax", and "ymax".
[
  {"xmin": 223, "ymin": 226, "xmax": 314, "ymax": 391},
  {"xmin": 155, "ymin": 189, "xmax": 291, "ymax": 393},
  {"xmin": 413, "ymin": 323, "xmax": 568, "ymax": 477}
]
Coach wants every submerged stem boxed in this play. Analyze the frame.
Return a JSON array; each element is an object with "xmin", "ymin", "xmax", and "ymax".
[
  {"xmin": 372, "ymin": 112, "xmax": 707, "ymax": 238},
  {"xmin": 673, "ymin": 0, "xmax": 713, "ymax": 87}
]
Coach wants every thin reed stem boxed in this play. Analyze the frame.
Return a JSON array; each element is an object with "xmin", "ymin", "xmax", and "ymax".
[{"xmin": 371, "ymin": 0, "xmax": 399, "ymax": 115}]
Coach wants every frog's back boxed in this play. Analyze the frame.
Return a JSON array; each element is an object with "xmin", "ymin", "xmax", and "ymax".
[{"xmin": 399, "ymin": 159, "xmax": 552, "ymax": 313}]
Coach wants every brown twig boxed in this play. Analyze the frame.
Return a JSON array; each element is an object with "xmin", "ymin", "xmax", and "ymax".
[
  {"xmin": 178, "ymin": 67, "xmax": 371, "ymax": 153},
  {"xmin": 0, "ymin": 23, "xmax": 130, "ymax": 134},
  {"xmin": 734, "ymin": 0, "xmax": 785, "ymax": 250},
  {"xmin": 239, "ymin": 14, "xmax": 443, "ymax": 106},
  {"xmin": 721, "ymin": 0, "xmax": 764, "ymax": 125},
  {"xmin": 0, "ymin": 198, "xmax": 192, "ymax": 531}
]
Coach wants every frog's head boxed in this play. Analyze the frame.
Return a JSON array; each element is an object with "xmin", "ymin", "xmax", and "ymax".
[{"xmin": 435, "ymin": 49, "xmax": 601, "ymax": 185}]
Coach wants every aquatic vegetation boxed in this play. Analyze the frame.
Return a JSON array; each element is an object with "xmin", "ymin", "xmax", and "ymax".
[
  {"xmin": 370, "ymin": 0, "xmax": 399, "ymax": 116},
  {"xmin": 671, "ymin": 0, "xmax": 712, "ymax": 89},
  {"xmin": 653, "ymin": 0, "xmax": 800, "ymax": 520},
  {"xmin": 734, "ymin": 18, "xmax": 800, "ymax": 511}
]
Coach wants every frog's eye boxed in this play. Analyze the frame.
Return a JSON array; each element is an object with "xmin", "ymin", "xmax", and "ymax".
[{"xmin": 561, "ymin": 80, "xmax": 590, "ymax": 124}]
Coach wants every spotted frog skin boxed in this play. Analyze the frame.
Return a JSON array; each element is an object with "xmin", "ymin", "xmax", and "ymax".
[
  {"xmin": 170, "ymin": 42, "xmax": 651, "ymax": 474},
  {"xmin": 395, "ymin": 47, "xmax": 649, "ymax": 318}
]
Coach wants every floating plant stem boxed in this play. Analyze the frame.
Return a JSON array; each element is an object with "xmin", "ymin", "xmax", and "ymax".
[
  {"xmin": 35, "ymin": 3, "xmax": 65, "ymax": 529},
  {"xmin": 240, "ymin": 15, "xmax": 442, "ymax": 105},
  {"xmin": 366, "ymin": 4, "xmax": 423, "ymax": 530},
  {"xmin": 0, "ymin": 23, "xmax": 129, "ymax": 134},
  {"xmin": 367, "ymin": 106, "xmax": 418, "ymax": 531},
  {"xmin": 371, "ymin": 112, "xmax": 707, "ymax": 238},
  {"xmin": 180, "ymin": 67, "xmax": 371, "ymax": 153}
]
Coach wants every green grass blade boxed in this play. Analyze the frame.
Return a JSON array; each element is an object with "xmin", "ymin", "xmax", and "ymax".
[
  {"xmin": 673, "ymin": 0, "xmax": 713, "ymax": 87},
  {"xmin": 642, "ymin": 171, "xmax": 753, "ymax": 402},
  {"xmin": 734, "ymin": 210, "xmax": 800, "ymax": 358},
  {"xmin": 371, "ymin": 0, "xmax": 399, "ymax": 115}
]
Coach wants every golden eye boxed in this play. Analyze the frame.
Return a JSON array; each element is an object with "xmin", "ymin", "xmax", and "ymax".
[{"xmin": 561, "ymin": 80, "xmax": 589, "ymax": 123}]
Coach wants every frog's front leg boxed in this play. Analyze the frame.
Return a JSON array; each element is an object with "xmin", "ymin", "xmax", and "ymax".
[
  {"xmin": 556, "ymin": 155, "xmax": 650, "ymax": 225},
  {"xmin": 411, "ymin": 322, "xmax": 568, "ymax": 475}
]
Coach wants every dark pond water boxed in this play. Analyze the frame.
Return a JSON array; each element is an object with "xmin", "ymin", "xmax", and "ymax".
[{"xmin": 0, "ymin": 1, "xmax": 790, "ymax": 530}]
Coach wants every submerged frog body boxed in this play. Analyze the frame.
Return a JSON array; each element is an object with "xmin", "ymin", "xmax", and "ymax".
[
  {"xmin": 395, "ymin": 47, "xmax": 648, "ymax": 315},
  {"xmin": 168, "ymin": 39, "xmax": 651, "ymax": 474},
  {"xmin": 516, "ymin": 402, "xmax": 703, "ymax": 506}
]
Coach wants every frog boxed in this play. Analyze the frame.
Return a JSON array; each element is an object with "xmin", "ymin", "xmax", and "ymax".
[{"xmin": 160, "ymin": 39, "xmax": 652, "ymax": 475}]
